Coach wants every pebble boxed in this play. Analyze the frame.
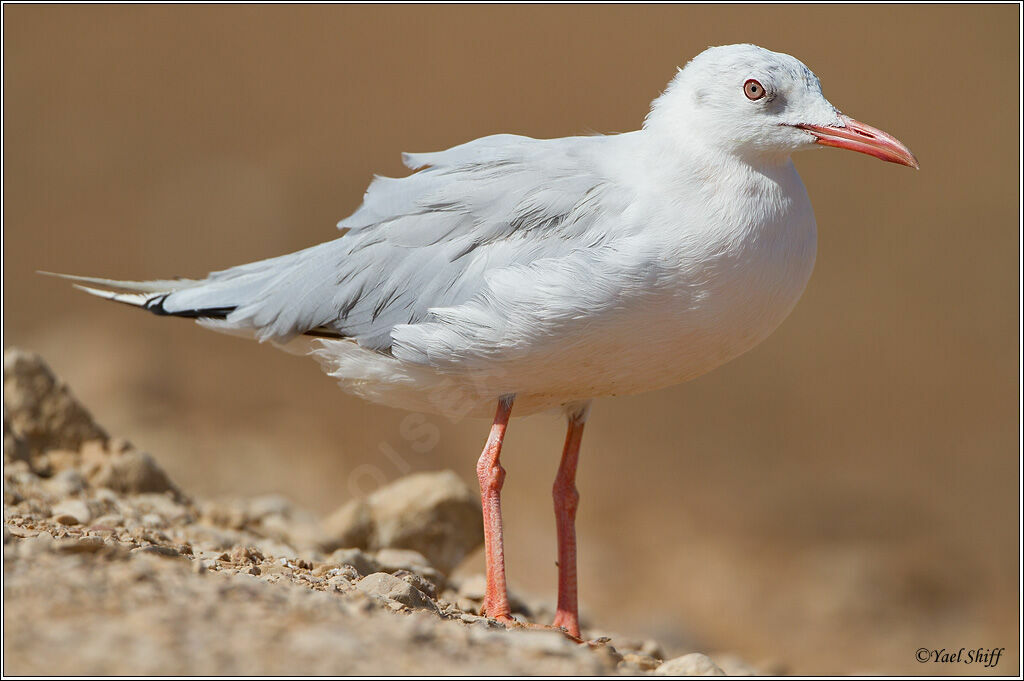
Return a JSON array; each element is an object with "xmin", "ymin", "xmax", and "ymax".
[
  {"xmin": 327, "ymin": 548, "xmax": 380, "ymax": 576},
  {"xmin": 334, "ymin": 565, "xmax": 362, "ymax": 582},
  {"xmin": 327, "ymin": 575, "xmax": 353, "ymax": 591},
  {"xmin": 51, "ymin": 499, "xmax": 92, "ymax": 525},
  {"xmin": 654, "ymin": 653, "xmax": 727, "ymax": 676},
  {"xmin": 356, "ymin": 572, "xmax": 438, "ymax": 612},
  {"xmin": 374, "ymin": 548, "xmax": 446, "ymax": 590},
  {"xmin": 587, "ymin": 640, "xmax": 624, "ymax": 669},
  {"xmin": 392, "ymin": 569, "xmax": 438, "ymax": 600},
  {"xmin": 231, "ymin": 546, "xmax": 264, "ymax": 565}
]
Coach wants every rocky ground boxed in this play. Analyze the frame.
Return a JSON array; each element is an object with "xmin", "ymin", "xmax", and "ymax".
[{"xmin": 3, "ymin": 348, "xmax": 767, "ymax": 676}]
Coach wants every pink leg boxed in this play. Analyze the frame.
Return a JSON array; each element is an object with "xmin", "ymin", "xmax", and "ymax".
[
  {"xmin": 477, "ymin": 395, "xmax": 515, "ymax": 624},
  {"xmin": 552, "ymin": 402, "xmax": 590, "ymax": 638}
]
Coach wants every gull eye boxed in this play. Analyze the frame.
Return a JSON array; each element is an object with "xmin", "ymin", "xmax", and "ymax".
[{"xmin": 744, "ymin": 79, "xmax": 765, "ymax": 101}]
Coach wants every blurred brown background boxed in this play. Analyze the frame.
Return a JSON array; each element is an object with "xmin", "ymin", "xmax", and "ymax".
[{"xmin": 4, "ymin": 5, "xmax": 1019, "ymax": 675}]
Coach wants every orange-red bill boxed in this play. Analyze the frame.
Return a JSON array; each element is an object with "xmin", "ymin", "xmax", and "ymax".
[{"xmin": 797, "ymin": 115, "xmax": 919, "ymax": 169}]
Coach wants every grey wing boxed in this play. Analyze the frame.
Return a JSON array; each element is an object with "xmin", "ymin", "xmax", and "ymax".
[
  {"xmin": 158, "ymin": 133, "xmax": 629, "ymax": 351},
  {"xmin": 126, "ymin": 131, "xmax": 626, "ymax": 350}
]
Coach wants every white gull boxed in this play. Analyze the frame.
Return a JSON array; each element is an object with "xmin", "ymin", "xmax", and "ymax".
[{"xmin": 49, "ymin": 44, "xmax": 918, "ymax": 638}]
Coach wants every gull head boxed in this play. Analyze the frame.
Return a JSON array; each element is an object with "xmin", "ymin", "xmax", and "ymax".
[{"xmin": 646, "ymin": 44, "xmax": 918, "ymax": 169}]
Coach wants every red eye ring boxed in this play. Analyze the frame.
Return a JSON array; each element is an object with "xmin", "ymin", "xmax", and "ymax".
[{"xmin": 744, "ymin": 79, "xmax": 766, "ymax": 101}]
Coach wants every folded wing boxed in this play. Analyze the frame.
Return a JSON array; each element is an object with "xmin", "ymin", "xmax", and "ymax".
[{"xmin": 62, "ymin": 133, "xmax": 630, "ymax": 355}]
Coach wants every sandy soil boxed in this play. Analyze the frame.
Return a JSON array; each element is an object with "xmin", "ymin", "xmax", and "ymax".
[{"xmin": 4, "ymin": 348, "xmax": 766, "ymax": 676}]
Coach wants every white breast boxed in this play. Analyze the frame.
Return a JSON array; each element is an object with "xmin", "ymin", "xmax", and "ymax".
[
  {"xmin": 503, "ymin": 157, "xmax": 818, "ymax": 407},
  {"xmin": 628, "ymin": 158, "xmax": 819, "ymax": 392}
]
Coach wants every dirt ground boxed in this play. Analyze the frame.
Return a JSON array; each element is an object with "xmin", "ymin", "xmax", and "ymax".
[{"xmin": 4, "ymin": 348, "xmax": 768, "ymax": 676}]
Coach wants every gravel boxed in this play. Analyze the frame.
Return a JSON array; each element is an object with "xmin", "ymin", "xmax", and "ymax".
[{"xmin": 3, "ymin": 347, "xmax": 762, "ymax": 675}]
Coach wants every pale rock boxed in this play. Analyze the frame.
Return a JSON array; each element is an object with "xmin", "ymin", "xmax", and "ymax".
[
  {"xmin": 655, "ymin": 653, "xmax": 727, "ymax": 676},
  {"xmin": 52, "ymin": 499, "xmax": 92, "ymax": 525},
  {"xmin": 2, "ymin": 349, "xmax": 108, "ymax": 458},
  {"xmin": 327, "ymin": 547, "xmax": 380, "ymax": 576},
  {"xmin": 320, "ymin": 498, "xmax": 373, "ymax": 552},
  {"xmin": 87, "ymin": 448, "xmax": 178, "ymax": 497},
  {"xmin": 391, "ymin": 569, "xmax": 439, "ymax": 600},
  {"xmin": 355, "ymin": 572, "xmax": 437, "ymax": 612},
  {"xmin": 367, "ymin": 470, "xmax": 482, "ymax": 575},
  {"xmin": 373, "ymin": 547, "xmax": 433, "ymax": 572},
  {"xmin": 320, "ymin": 471, "xmax": 482, "ymax": 576}
]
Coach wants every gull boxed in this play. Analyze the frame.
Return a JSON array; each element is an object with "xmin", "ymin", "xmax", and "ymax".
[{"xmin": 48, "ymin": 44, "xmax": 917, "ymax": 639}]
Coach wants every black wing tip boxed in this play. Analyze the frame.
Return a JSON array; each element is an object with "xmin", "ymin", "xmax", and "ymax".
[{"xmin": 144, "ymin": 294, "xmax": 235, "ymax": 320}]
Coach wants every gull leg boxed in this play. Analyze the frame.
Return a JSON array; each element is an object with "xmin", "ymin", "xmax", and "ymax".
[
  {"xmin": 552, "ymin": 401, "xmax": 590, "ymax": 639},
  {"xmin": 477, "ymin": 394, "xmax": 515, "ymax": 625}
]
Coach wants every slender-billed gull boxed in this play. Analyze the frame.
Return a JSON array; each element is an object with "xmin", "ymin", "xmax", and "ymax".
[{"xmin": 48, "ymin": 44, "xmax": 917, "ymax": 638}]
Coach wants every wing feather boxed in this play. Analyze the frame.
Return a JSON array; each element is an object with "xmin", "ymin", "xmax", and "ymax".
[{"xmin": 155, "ymin": 133, "xmax": 632, "ymax": 351}]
